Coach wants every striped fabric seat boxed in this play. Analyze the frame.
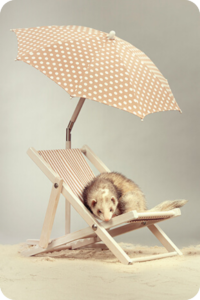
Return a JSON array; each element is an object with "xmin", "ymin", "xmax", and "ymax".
[{"xmin": 38, "ymin": 149, "xmax": 95, "ymax": 201}]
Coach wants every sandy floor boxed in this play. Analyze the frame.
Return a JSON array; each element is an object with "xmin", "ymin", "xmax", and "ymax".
[{"xmin": 0, "ymin": 243, "xmax": 199, "ymax": 300}]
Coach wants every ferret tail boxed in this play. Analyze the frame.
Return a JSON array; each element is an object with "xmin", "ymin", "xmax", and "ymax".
[{"xmin": 148, "ymin": 199, "xmax": 188, "ymax": 212}]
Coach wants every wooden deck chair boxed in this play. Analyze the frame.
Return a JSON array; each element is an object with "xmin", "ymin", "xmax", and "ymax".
[{"xmin": 22, "ymin": 145, "xmax": 183, "ymax": 265}]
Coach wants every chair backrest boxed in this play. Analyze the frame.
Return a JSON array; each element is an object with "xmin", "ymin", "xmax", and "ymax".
[{"xmin": 38, "ymin": 149, "xmax": 95, "ymax": 201}]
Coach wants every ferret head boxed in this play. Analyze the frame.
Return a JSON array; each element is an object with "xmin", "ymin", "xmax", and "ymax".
[{"xmin": 88, "ymin": 188, "xmax": 118, "ymax": 222}]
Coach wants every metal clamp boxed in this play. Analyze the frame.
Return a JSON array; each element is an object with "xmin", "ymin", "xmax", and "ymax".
[
  {"xmin": 141, "ymin": 221, "xmax": 147, "ymax": 226},
  {"xmin": 92, "ymin": 224, "xmax": 98, "ymax": 231},
  {"xmin": 54, "ymin": 183, "xmax": 59, "ymax": 188}
]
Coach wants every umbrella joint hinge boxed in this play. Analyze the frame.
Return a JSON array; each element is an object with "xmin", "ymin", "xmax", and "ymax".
[
  {"xmin": 66, "ymin": 121, "xmax": 74, "ymax": 141},
  {"xmin": 67, "ymin": 121, "xmax": 74, "ymax": 131},
  {"xmin": 66, "ymin": 127, "xmax": 71, "ymax": 141}
]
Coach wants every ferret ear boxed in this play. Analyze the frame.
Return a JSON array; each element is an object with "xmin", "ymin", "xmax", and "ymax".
[
  {"xmin": 91, "ymin": 199, "xmax": 97, "ymax": 207},
  {"xmin": 111, "ymin": 196, "xmax": 116, "ymax": 204}
]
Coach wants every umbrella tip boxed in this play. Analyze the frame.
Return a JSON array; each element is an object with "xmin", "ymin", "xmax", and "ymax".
[
  {"xmin": 180, "ymin": 109, "xmax": 182, "ymax": 114},
  {"xmin": 141, "ymin": 118, "xmax": 144, "ymax": 122},
  {"xmin": 108, "ymin": 30, "xmax": 116, "ymax": 40}
]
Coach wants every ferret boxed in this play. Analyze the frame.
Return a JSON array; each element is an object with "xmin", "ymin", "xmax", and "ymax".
[{"xmin": 82, "ymin": 172, "xmax": 188, "ymax": 222}]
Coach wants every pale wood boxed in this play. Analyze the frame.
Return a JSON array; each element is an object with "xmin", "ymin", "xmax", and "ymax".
[
  {"xmin": 25, "ymin": 211, "xmax": 179, "ymax": 251},
  {"xmin": 24, "ymin": 179, "xmax": 182, "ymax": 259},
  {"xmin": 71, "ymin": 215, "xmax": 178, "ymax": 250},
  {"xmin": 26, "ymin": 145, "xmax": 183, "ymax": 264},
  {"xmin": 22, "ymin": 219, "xmax": 130, "ymax": 265},
  {"xmin": 81, "ymin": 145, "xmax": 110, "ymax": 173},
  {"xmin": 65, "ymin": 199, "xmax": 71, "ymax": 235},
  {"xmin": 27, "ymin": 147, "xmax": 58, "ymax": 183},
  {"xmin": 24, "ymin": 216, "xmax": 177, "ymax": 255},
  {"xmin": 83, "ymin": 243, "xmax": 108, "ymax": 250},
  {"xmin": 170, "ymin": 208, "xmax": 181, "ymax": 217},
  {"xmin": 26, "ymin": 239, "xmax": 72, "ymax": 250},
  {"xmin": 22, "ymin": 182, "xmax": 135, "ymax": 263},
  {"xmin": 25, "ymin": 238, "xmax": 101, "ymax": 254},
  {"xmin": 26, "ymin": 237, "xmax": 99, "ymax": 252},
  {"xmin": 109, "ymin": 219, "xmax": 161, "ymax": 237},
  {"xmin": 137, "ymin": 209, "xmax": 181, "ymax": 219},
  {"xmin": 39, "ymin": 226, "xmax": 94, "ymax": 249},
  {"xmin": 39, "ymin": 177, "xmax": 63, "ymax": 249},
  {"xmin": 94, "ymin": 224, "xmax": 131, "ymax": 264},
  {"xmin": 68, "ymin": 209, "xmax": 180, "ymax": 250},
  {"xmin": 51, "ymin": 238, "xmax": 99, "ymax": 251},
  {"xmin": 101, "ymin": 210, "xmax": 138, "ymax": 228},
  {"xmin": 23, "ymin": 212, "xmax": 182, "ymax": 261},
  {"xmin": 28, "ymin": 147, "xmax": 97, "ymax": 228},
  {"xmin": 148, "ymin": 224, "xmax": 183, "ymax": 255},
  {"xmin": 71, "ymin": 237, "xmax": 98, "ymax": 249},
  {"xmin": 131, "ymin": 251, "xmax": 178, "ymax": 263},
  {"xmin": 110, "ymin": 217, "xmax": 181, "ymax": 242},
  {"xmin": 21, "ymin": 226, "xmax": 95, "ymax": 256},
  {"xmin": 58, "ymin": 185, "xmax": 133, "ymax": 264},
  {"xmin": 46, "ymin": 244, "xmax": 73, "ymax": 251}
]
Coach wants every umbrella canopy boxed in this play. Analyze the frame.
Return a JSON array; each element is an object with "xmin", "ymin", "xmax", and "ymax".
[{"xmin": 11, "ymin": 25, "xmax": 181, "ymax": 120}]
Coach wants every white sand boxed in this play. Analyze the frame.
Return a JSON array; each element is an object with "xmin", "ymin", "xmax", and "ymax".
[{"xmin": 0, "ymin": 243, "xmax": 199, "ymax": 300}]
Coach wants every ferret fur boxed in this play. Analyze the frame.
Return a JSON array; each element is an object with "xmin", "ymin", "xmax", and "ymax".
[{"xmin": 82, "ymin": 172, "xmax": 188, "ymax": 222}]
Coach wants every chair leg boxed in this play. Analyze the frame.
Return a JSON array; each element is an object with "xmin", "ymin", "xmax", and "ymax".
[
  {"xmin": 94, "ymin": 224, "xmax": 132, "ymax": 265},
  {"xmin": 65, "ymin": 199, "xmax": 71, "ymax": 234},
  {"xmin": 38, "ymin": 177, "xmax": 63, "ymax": 249},
  {"xmin": 147, "ymin": 224, "xmax": 182, "ymax": 255}
]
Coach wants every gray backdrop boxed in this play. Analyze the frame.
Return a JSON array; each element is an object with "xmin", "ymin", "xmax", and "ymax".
[{"xmin": 0, "ymin": 0, "xmax": 199, "ymax": 247}]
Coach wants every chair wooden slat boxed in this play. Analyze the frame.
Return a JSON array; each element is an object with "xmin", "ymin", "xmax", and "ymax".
[{"xmin": 38, "ymin": 149, "xmax": 95, "ymax": 201}]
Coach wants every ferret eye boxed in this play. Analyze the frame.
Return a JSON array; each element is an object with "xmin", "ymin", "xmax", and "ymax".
[
  {"xmin": 98, "ymin": 210, "xmax": 102, "ymax": 214},
  {"xmin": 111, "ymin": 197, "xmax": 115, "ymax": 204},
  {"xmin": 110, "ymin": 208, "xmax": 113, "ymax": 212}
]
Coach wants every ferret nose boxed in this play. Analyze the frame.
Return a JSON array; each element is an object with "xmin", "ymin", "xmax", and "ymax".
[{"xmin": 104, "ymin": 218, "xmax": 110, "ymax": 222}]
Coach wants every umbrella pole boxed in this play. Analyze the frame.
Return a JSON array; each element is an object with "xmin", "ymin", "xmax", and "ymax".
[
  {"xmin": 65, "ymin": 97, "xmax": 86, "ymax": 234},
  {"xmin": 66, "ymin": 97, "xmax": 86, "ymax": 149}
]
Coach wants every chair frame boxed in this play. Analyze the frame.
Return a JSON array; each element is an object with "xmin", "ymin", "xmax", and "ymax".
[{"xmin": 22, "ymin": 144, "xmax": 183, "ymax": 265}]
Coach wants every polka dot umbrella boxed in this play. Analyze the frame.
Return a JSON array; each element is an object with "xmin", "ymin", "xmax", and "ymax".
[{"xmin": 11, "ymin": 25, "xmax": 181, "ymax": 146}]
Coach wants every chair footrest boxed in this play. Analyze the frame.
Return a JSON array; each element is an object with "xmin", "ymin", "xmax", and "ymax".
[{"xmin": 130, "ymin": 251, "xmax": 180, "ymax": 263}]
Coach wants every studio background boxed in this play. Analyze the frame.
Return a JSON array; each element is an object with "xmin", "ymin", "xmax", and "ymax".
[{"xmin": 0, "ymin": 0, "xmax": 199, "ymax": 247}]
